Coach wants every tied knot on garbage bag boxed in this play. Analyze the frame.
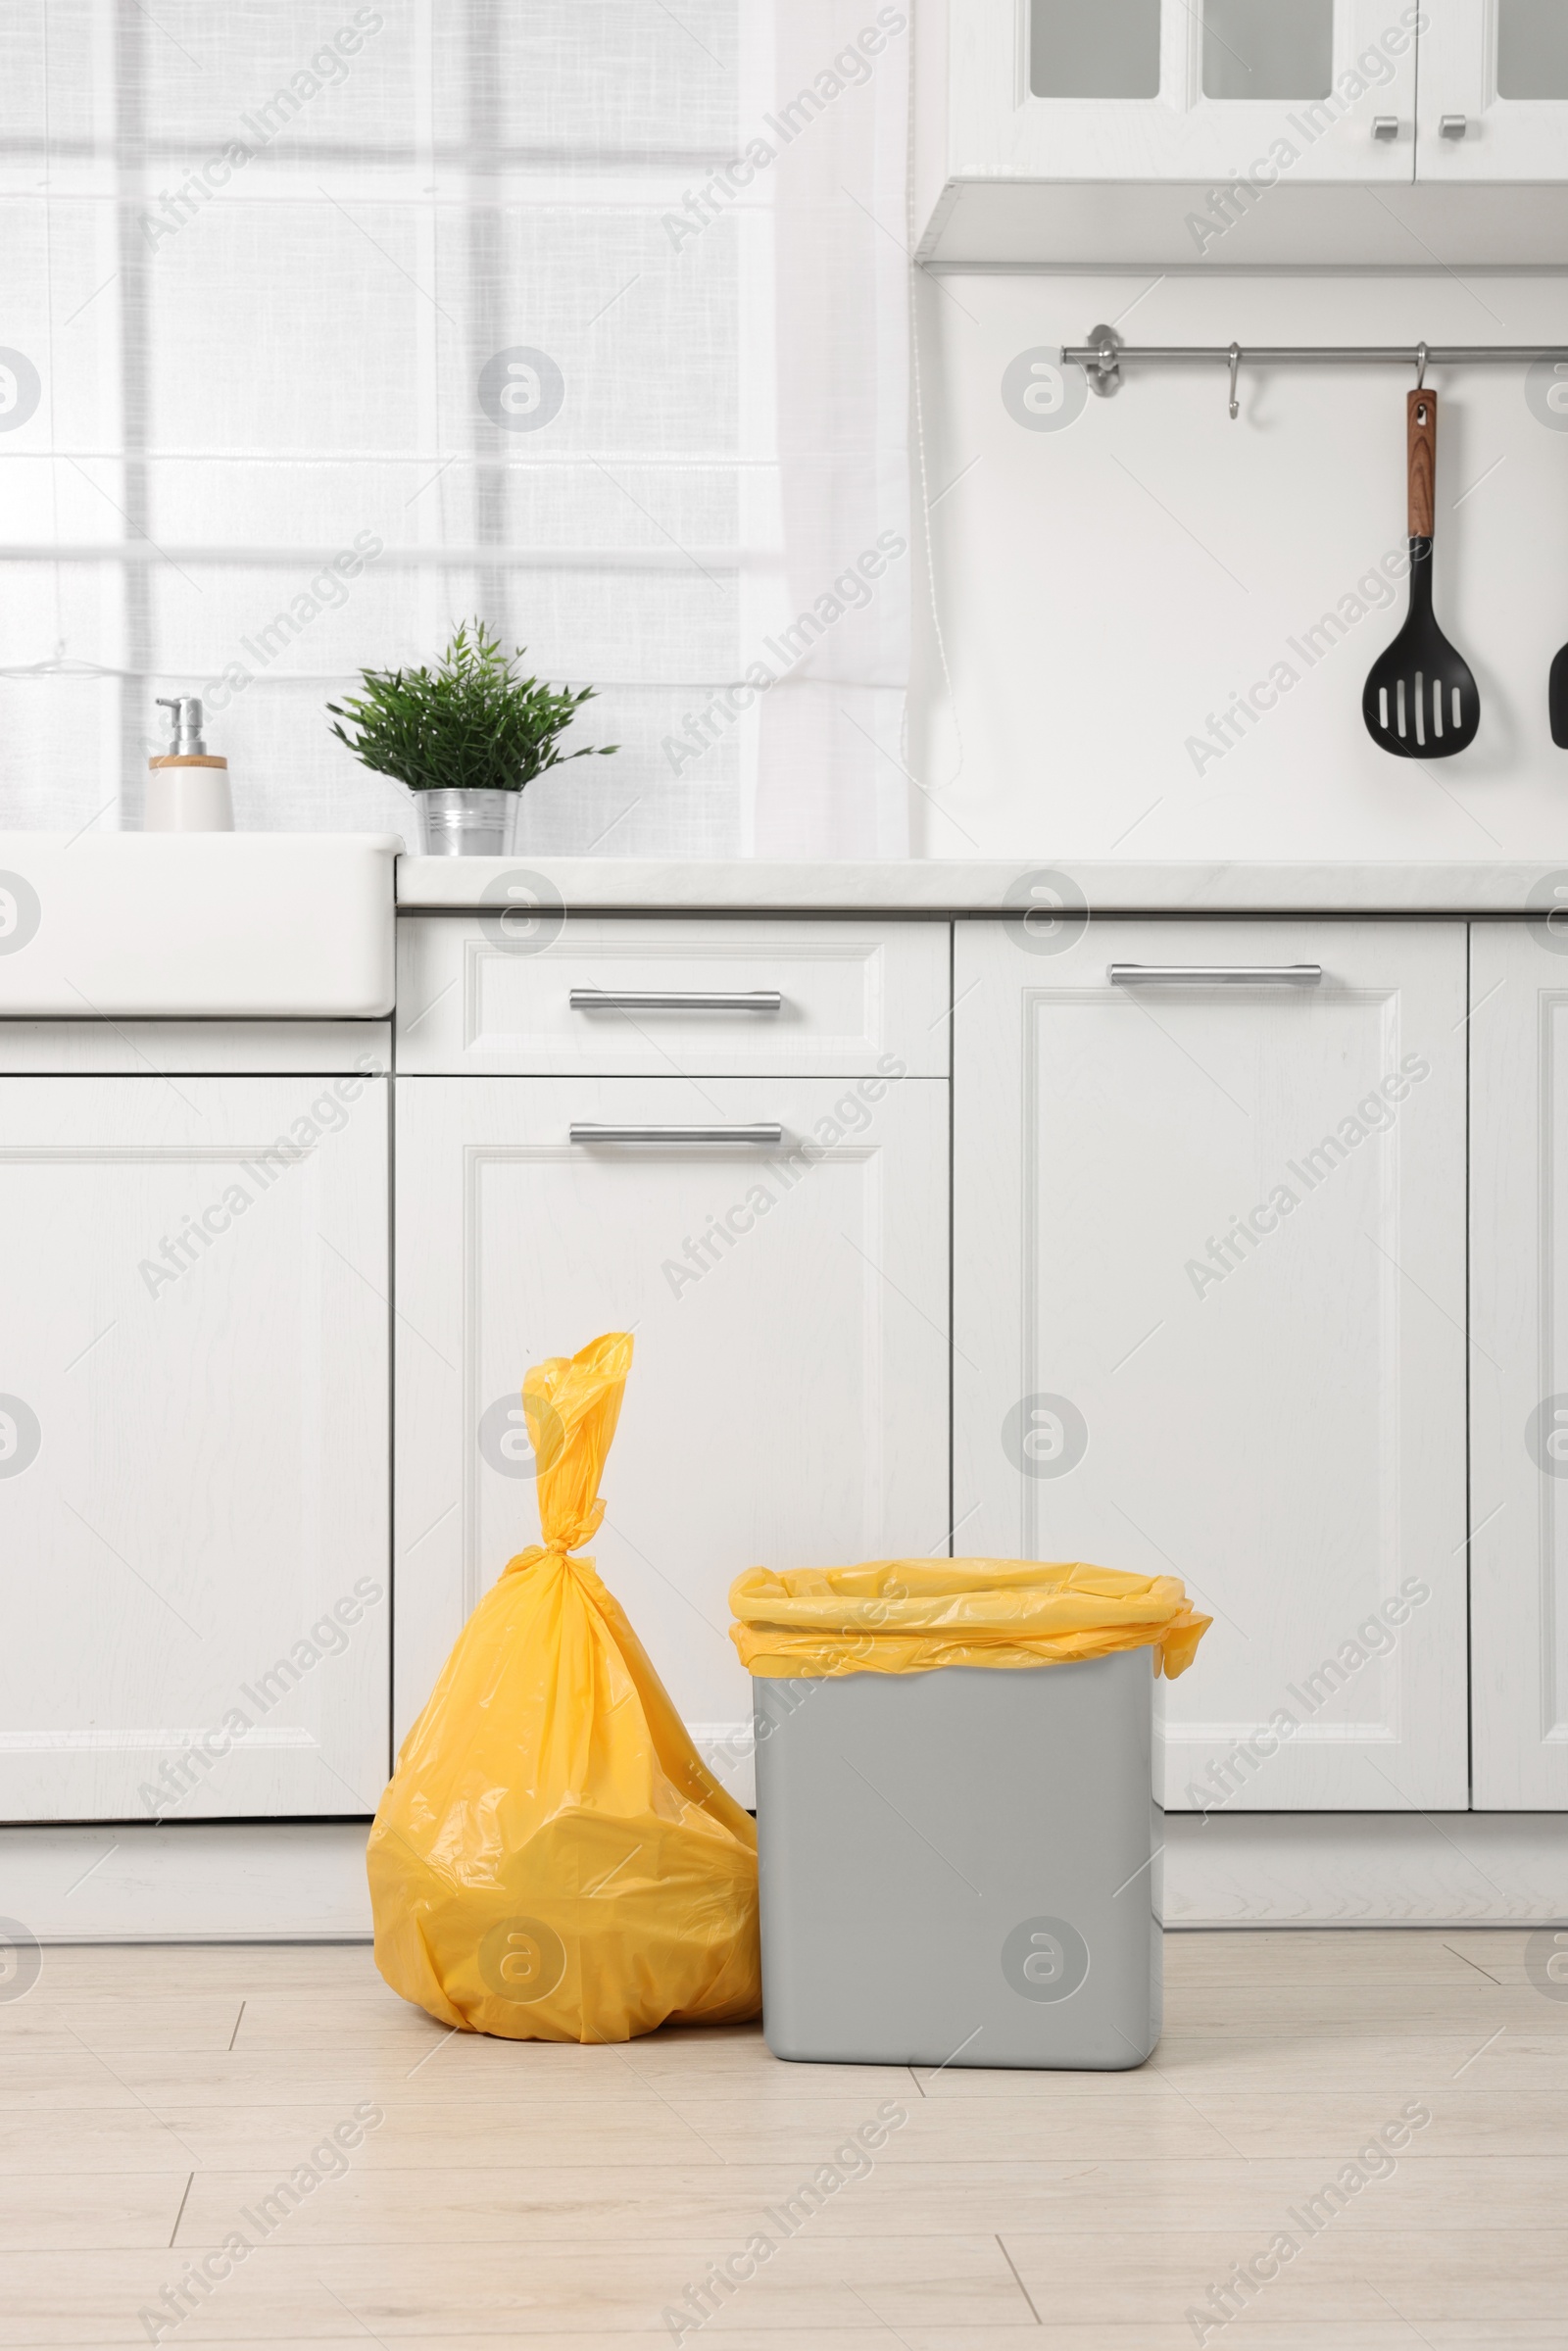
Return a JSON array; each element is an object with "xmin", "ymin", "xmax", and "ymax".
[
  {"xmin": 729, "ymin": 1557, "xmax": 1212, "ymax": 1680},
  {"xmin": 497, "ymin": 1340, "xmax": 619, "ymax": 1573},
  {"xmin": 368, "ymin": 1331, "xmax": 760, "ymax": 2043}
]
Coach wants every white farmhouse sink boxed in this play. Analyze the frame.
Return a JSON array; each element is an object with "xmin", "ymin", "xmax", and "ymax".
[{"xmin": 0, "ymin": 834, "xmax": 400, "ymax": 1019}]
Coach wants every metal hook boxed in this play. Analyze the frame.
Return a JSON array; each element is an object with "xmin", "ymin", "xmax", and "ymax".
[
  {"xmin": 1227, "ymin": 342, "xmax": 1242, "ymax": 421},
  {"xmin": 1415, "ymin": 341, "xmax": 1429, "ymax": 391}
]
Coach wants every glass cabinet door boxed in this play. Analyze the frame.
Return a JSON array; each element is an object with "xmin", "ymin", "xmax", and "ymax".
[
  {"xmin": 1029, "ymin": 0, "xmax": 1162, "ymax": 99},
  {"xmin": 1417, "ymin": 0, "xmax": 1568, "ymax": 179},
  {"xmin": 1200, "ymin": 0, "xmax": 1335, "ymax": 103},
  {"xmin": 976, "ymin": 0, "xmax": 1419, "ymax": 183}
]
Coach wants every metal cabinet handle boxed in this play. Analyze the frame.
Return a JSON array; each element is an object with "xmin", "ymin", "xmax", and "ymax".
[
  {"xmin": 1372, "ymin": 115, "xmax": 1399, "ymax": 139},
  {"xmin": 569, "ymin": 988, "xmax": 783, "ymax": 1012},
  {"xmin": 1107, "ymin": 963, "xmax": 1323, "ymax": 987},
  {"xmin": 1440, "ymin": 113, "xmax": 1469, "ymax": 139},
  {"xmin": 569, "ymin": 1122, "xmax": 784, "ymax": 1146}
]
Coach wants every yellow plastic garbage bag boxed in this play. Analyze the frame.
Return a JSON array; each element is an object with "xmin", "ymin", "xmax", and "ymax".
[
  {"xmin": 368, "ymin": 1331, "xmax": 760, "ymax": 2041},
  {"xmin": 729, "ymin": 1557, "xmax": 1211, "ymax": 1680}
]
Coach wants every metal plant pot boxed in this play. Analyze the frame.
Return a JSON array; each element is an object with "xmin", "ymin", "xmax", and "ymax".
[{"xmin": 415, "ymin": 788, "xmax": 520, "ymax": 857}]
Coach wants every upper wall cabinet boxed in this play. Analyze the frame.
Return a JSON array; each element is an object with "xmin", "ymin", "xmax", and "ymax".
[
  {"xmin": 915, "ymin": 0, "xmax": 1568, "ymax": 263},
  {"xmin": 1418, "ymin": 0, "xmax": 1568, "ymax": 177},
  {"xmin": 949, "ymin": 0, "xmax": 1418, "ymax": 184}
]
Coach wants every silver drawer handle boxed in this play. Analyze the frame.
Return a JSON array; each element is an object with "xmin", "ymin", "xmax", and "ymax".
[
  {"xmin": 569, "ymin": 1122, "xmax": 784, "ymax": 1146},
  {"xmin": 1108, "ymin": 963, "xmax": 1323, "ymax": 987},
  {"xmin": 569, "ymin": 988, "xmax": 783, "ymax": 1012}
]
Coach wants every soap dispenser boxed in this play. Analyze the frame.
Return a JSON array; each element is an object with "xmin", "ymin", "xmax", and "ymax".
[{"xmin": 146, "ymin": 696, "xmax": 233, "ymax": 832}]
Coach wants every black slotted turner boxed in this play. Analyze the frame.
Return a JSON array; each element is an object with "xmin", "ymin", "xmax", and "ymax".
[
  {"xmin": 1550, "ymin": 635, "xmax": 1568, "ymax": 748},
  {"xmin": 1362, "ymin": 390, "xmax": 1479, "ymax": 759}
]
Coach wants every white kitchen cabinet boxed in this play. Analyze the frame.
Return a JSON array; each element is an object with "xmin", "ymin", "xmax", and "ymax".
[
  {"xmin": 954, "ymin": 917, "xmax": 1469, "ymax": 1812},
  {"xmin": 396, "ymin": 915, "xmax": 951, "ymax": 1079},
  {"xmin": 0, "ymin": 1074, "xmax": 390, "ymax": 1824},
  {"xmin": 934, "ymin": 0, "xmax": 1568, "ymax": 187},
  {"xmin": 915, "ymin": 0, "xmax": 1568, "ymax": 261},
  {"xmin": 393, "ymin": 1074, "xmax": 950, "ymax": 1755},
  {"xmin": 1470, "ymin": 918, "xmax": 1568, "ymax": 1806},
  {"xmin": 1417, "ymin": 0, "xmax": 1568, "ymax": 178},
  {"xmin": 930, "ymin": 0, "xmax": 1419, "ymax": 189}
]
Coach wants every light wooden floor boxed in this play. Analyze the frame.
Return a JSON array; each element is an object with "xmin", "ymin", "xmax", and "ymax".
[{"xmin": 1, "ymin": 1931, "xmax": 1565, "ymax": 2347}]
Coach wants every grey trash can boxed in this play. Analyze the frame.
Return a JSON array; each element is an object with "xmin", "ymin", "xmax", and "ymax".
[{"xmin": 753, "ymin": 1647, "xmax": 1161, "ymax": 2070}]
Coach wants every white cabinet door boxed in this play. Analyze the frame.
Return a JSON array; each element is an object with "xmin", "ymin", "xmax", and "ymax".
[
  {"xmin": 955, "ymin": 918, "xmax": 1468, "ymax": 1812},
  {"xmin": 1417, "ymin": 0, "xmax": 1568, "ymax": 178},
  {"xmin": 0, "ymin": 1075, "xmax": 390, "ymax": 1823},
  {"xmin": 394, "ymin": 1075, "xmax": 949, "ymax": 1754},
  {"xmin": 951, "ymin": 0, "xmax": 1418, "ymax": 183},
  {"xmin": 1470, "ymin": 918, "xmax": 1568, "ymax": 1806}
]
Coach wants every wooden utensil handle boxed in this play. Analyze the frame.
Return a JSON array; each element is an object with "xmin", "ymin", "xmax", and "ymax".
[{"xmin": 1408, "ymin": 389, "xmax": 1436, "ymax": 538}]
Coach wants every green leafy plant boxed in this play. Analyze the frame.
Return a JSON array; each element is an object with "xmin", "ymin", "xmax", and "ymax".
[{"xmin": 327, "ymin": 620, "xmax": 617, "ymax": 794}]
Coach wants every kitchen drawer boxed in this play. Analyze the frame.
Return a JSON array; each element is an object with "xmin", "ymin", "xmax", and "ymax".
[{"xmin": 395, "ymin": 915, "xmax": 950, "ymax": 1076}]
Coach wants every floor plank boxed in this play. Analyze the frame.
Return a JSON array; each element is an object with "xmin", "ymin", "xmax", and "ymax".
[{"xmin": 1, "ymin": 1932, "xmax": 1562, "ymax": 2342}]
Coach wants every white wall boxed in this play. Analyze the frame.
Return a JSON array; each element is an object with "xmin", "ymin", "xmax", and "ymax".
[{"xmin": 910, "ymin": 270, "xmax": 1568, "ymax": 860}]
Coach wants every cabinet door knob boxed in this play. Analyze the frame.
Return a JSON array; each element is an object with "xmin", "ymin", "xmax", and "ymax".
[
  {"xmin": 1440, "ymin": 114, "xmax": 1469, "ymax": 138},
  {"xmin": 1373, "ymin": 116, "xmax": 1400, "ymax": 139}
]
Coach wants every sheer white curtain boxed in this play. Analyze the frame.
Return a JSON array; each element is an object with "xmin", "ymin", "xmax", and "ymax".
[{"xmin": 0, "ymin": 1, "xmax": 911, "ymax": 855}]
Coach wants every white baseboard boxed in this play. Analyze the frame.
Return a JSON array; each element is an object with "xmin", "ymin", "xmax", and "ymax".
[
  {"xmin": 7, "ymin": 1810, "xmax": 1566, "ymax": 1943},
  {"xmin": 0, "ymin": 1822, "xmax": 373, "ymax": 1942},
  {"xmin": 1164, "ymin": 1810, "xmax": 1568, "ymax": 1927}
]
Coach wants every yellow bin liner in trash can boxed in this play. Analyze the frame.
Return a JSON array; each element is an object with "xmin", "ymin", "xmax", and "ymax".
[
  {"xmin": 729, "ymin": 1558, "xmax": 1211, "ymax": 1680},
  {"xmin": 368, "ymin": 1332, "xmax": 760, "ymax": 2042}
]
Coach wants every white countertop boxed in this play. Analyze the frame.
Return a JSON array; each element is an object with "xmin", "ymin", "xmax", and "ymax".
[{"xmin": 396, "ymin": 857, "xmax": 1568, "ymax": 914}]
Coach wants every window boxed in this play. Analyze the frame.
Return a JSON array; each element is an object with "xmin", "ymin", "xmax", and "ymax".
[{"xmin": 1, "ymin": 2, "xmax": 911, "ymax": 857}]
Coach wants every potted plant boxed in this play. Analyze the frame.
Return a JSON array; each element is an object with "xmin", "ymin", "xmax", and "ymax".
[{"xmin": 327, "ymin": 620, "xmax": 617, "ymax": 856}]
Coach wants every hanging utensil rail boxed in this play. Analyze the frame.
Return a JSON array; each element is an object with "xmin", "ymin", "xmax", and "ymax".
[{"xmin": 1064, "ymin": 325, "xmax": 1568, "ymax": 416}]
